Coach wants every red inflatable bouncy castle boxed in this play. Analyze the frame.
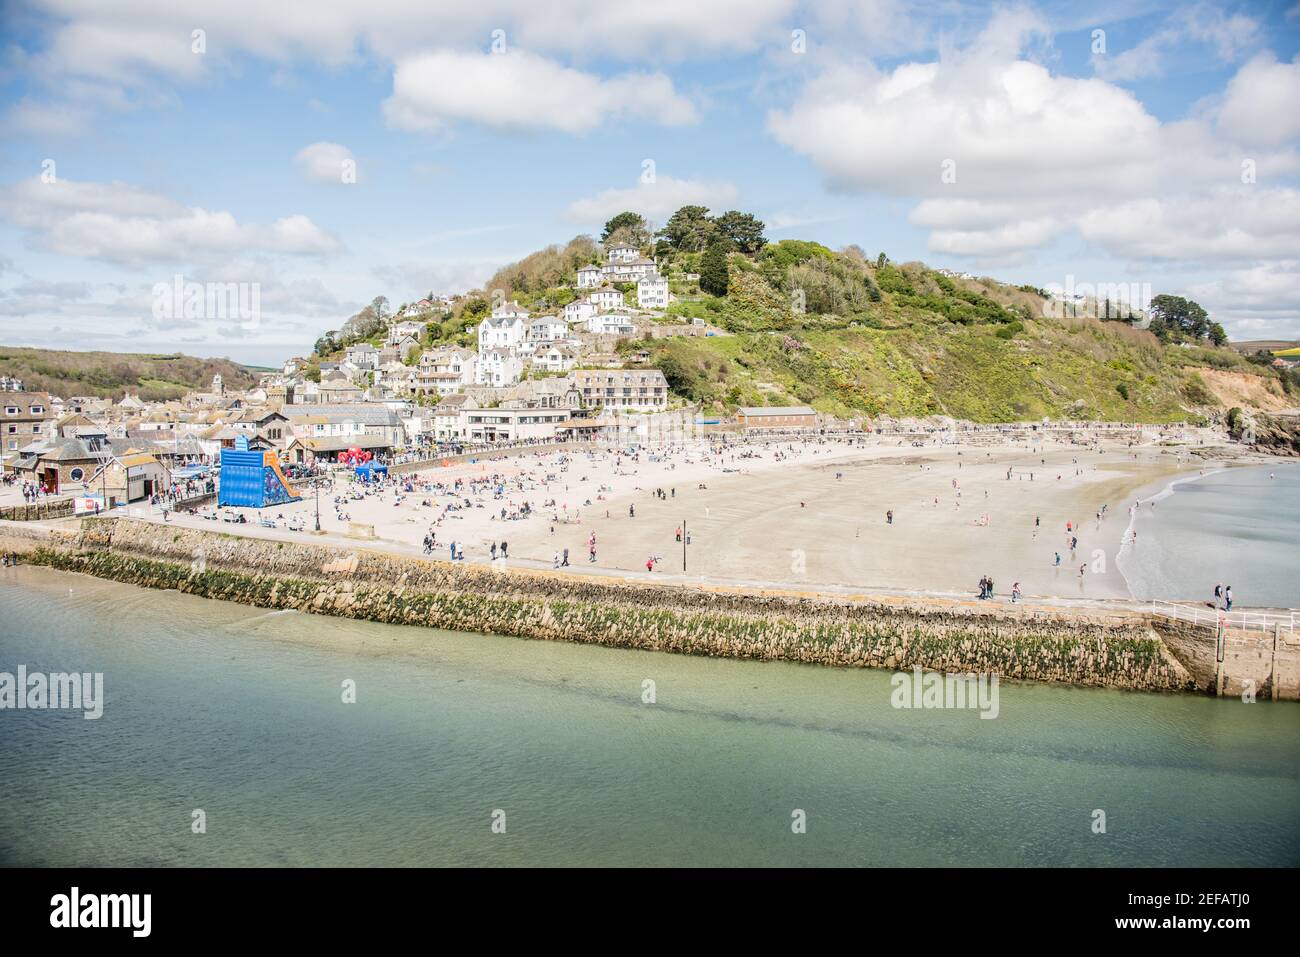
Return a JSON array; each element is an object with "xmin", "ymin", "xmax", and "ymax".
[{"xmin": 339, "ymin": 447, "xmax": 373, "ymax": 465}]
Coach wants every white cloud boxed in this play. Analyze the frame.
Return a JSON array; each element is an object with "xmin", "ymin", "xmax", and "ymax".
[
  {"xmin": 0, "ymin": 177, "xmax": 341, "ymax": 266},
  {"xmin": 372, "ymin": 259, "xmax": 502, "ymax": 299},
  {"xmin": 564, "ymin": 175, "xmax": 738, "ymax": 223},
  {"xmin": 384, "ymin": 49, "xmax": 697, "ymax": 134},
  {"xmin": 926, "ymin": 218, "xmax": 1061, "ymax": 258},
  {"xmin": 1214, "ymin": 53, "xmax": 1300, "ymax": 147},
  {"xmin": 295, "ymin": 141, "xmax": 358, "ymax": 184},
  {"xmin": 23, "ymin": 0, "xmax": 794, "ymax": 93},
  {"xmin": 767, "ymin": 15, "xmax": 1300, "ymax": 268},
  {"xmin": 768, "ymin": 11, "xmax": 1165, "ymax": 208},
  {"xmin": 1077, "ymin": 188, "xmax": 1300, "ymax": 261},
  {"xmin": 1092, "ymin": 4, "xmax": 1260, "ymax": 82},
  {"xmin": 1189, "ymin": 261, "xmax": 1300, "ymax": 336}
]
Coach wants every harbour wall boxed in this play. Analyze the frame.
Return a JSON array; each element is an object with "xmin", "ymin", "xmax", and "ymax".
[{"xmin": 2, "ymin": 516, "xmax": 1243, "ymax": 695}]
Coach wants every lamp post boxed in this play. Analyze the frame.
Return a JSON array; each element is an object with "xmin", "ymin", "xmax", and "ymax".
[
  {"xmin": 314, "ymin": 476, "xmax": 320, "ymax": 532},
  {"xmin": 681, "ymin": 518, "xmax": 687, "ymax": 573}
]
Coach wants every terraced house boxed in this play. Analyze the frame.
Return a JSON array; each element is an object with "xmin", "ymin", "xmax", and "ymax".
[
  {"xmin": 2, "ymin": 391, "xmax": 53, "ymax": 460},
  {"xmin": 574, "ymin": 369, "xmax": 669, "ymax": 411}
]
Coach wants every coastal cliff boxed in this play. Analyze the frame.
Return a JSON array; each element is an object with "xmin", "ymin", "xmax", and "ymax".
[{"xmin": 2, "ymin": 517, "xmax": 1229, "ymax": 694}]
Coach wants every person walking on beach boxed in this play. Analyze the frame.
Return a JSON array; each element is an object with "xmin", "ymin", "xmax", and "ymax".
[
  {"xmin": 1225, "ymin": 585, "xmax": 1233, "ymax": 611},
  {"xmin": 562, "ymin": 548, "xmax": 569, "ymax": 567},
  {"xmin": 886, "ymin": 509, "xmax": 893, "ymax": 525},
  {"xmin": 1054, "ymin": 552, "xmax": 1061, "ymax": 567},
  {"xmin": 490, "ymin": 541, "xmax": 497, "ymax": 560},
  {"xmin": 1011, "ymin": 582, "xmax": 1022, "ymax": 603},
  {"xmin": 500, "ymin": 541, "xmax": 508, "ymax": 558},
  {"xmin": 1214, "ymin": 582, "xmax": 1223, "ymax": 607}
]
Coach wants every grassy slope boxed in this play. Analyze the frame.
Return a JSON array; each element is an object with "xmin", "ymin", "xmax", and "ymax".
[
  {"xmin": 0, "ymin": 347, "xmax": 258, "ymax": 402},
  {"xmin": 633, "ymin": 261, "xmax": 1284, "ymax": 423}
]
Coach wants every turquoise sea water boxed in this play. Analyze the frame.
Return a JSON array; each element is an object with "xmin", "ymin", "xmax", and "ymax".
[
  {"xmin": 1118, "ymin": 463, "xmax": 1300, "ymax": 608},
  {"xmin": 1, "ymin": 565, "xmax": 1297, "ymax": 867}
]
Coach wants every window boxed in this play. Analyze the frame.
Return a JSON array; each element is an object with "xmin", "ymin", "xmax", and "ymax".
[
  {"xmin": 32, "ymin": 425, "xmax": 40, "ymax": 434},
  {"xmin": 70, "ymin": 467, "xmax": 84, "ymax": 481},
  {"xmin": 4, "ymin": 407, "xmax": 16, "ymax": 415},
  {"xmin": 6, "ymin": 425, "xmax": 13, "ymax": 433},
  {"xmin": 31, "ymin": 406, "xmax": 43, "ymax": 414}
]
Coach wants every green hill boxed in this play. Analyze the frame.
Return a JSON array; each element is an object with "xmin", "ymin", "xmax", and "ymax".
[
  {"xmin": 0, "ymin": 347, "xmax": 259, "ymax": 401},
  {"xmin": 339, "ymin": 209, "xmax": 1298, "ymax": 424},
  {"xmin": 626, "ymin": 253, "xmax": 1289, "ymax": 422}
]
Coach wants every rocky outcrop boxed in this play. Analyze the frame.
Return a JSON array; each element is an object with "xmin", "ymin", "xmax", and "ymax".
[{"xmin": 1250, "ymin": 413, "xmax": 1300, "ymax": 456}]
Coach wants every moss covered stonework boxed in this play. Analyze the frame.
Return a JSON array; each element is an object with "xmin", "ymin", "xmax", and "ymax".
[{"xmin": 6, "ymin": 517, "xmax": 1206, "ymax": 693}]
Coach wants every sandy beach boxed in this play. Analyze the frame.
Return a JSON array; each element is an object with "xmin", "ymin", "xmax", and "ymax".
[{"xmin": 116, "ymin": 425, "xmax": 1269, "ymax": 604}]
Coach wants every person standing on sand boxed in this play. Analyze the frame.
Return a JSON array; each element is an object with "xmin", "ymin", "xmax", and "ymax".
[
  {"xmin": 1011, "ymin": 583, "xmax": 1022, "ymax": 603},
  {"xmin": 1214, "ymin": 582, "xmax": 1223, "ymax": 607},
  {"xmin": 1225, "ymin": 586, "xmax": 1233, "ymax": 611},
  {"xmin": 500, "ymin": 541, "xmax": 508, "ymax": 558}
]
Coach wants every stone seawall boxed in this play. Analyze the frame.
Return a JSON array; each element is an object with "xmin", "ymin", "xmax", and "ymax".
[
  {"xmin": 0, "ymin": 499, "xmax": 75, "ymax": 521},
  {"xmin": 1154, "ymin": 618, "xmax": 1300, "ymax": 700},
  {"xmin": 10, "ymin": 517, "xmax": 1209, "ymax": 693}
]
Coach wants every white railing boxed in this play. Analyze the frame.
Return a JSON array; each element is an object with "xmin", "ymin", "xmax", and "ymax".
[{"xmin": 1151, "ymin": 600, "xmax": 1296, "ymax": 635}]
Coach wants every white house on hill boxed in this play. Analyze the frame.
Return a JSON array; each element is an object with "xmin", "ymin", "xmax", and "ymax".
[
  {"xmin": 476, "ymin": 348, "xmax": 524, "ymax": 387},
  {"xmin": 564, "ymin": 299, "xmax": 596, "ymax": 324},
  {"xmin": 587, "ymin": 312, "xmax": 635, "ymax": 336},
  {"xmin": 588, "ymin": 287, "xmax": 624, "ymax": 312},
  {"xmin": 637, "ymin": 273, "xmax": 669, "ymax": 309},
  {"xmin": 477, "ymin": 315, "xmax": 525, "ymax": 355}
]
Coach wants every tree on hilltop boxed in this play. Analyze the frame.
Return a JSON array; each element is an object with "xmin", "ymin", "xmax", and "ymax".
[
  {"xmin": 659, "ymin": 205, "xmax": 716, "ymax": 252},
  {"xmin": 699, "ymin": 239, "xmax": 730, "ymax": 296},
  {"xmin": 713, "ymin": 210, "xmax": 767, "ymax": 254},
  {"xmin": 1148, "ymin": 294, "xmax": 1211, "ymax": 342},
  {"xmin": 601, "ymin": 212, "xmax": 651, "ymax": 248}
]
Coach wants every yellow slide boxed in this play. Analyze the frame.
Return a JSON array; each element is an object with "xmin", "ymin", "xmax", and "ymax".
[{"xmin": 263, "ymin": 451, "xmax": 299, "ymax": 500}]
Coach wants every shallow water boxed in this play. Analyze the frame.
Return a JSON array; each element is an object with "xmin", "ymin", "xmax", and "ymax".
[
  {"xmin": 1118, "ymin": 463, "xmax": 1300, "ymax": 608},
  {"xmin": 1, "ymin": 565, "xmax": 1297, "ymax": 866}
]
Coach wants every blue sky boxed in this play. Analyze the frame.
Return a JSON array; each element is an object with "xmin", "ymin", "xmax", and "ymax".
[{"xmin": 1, "ymin": 0, "xmax": 1298, "ymax": 365}]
